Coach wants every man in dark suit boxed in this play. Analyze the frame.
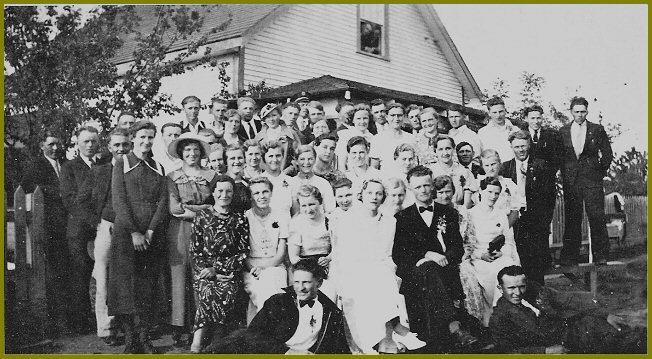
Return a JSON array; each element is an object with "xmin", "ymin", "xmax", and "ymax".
[
  {"xmin": 490, "ymin": 265, "xmax": 642, "ymax": 354},
  {"xmin": 21, "ymin": 132, "xmax": 70, "ymax": 331},
  {"xmin": 237, "ymin": 96, "xmax": 262, "ymax": 141},
  {"xmin": 207, "ymin": 259, "xmax": 350, "ymax": 354},
  {"xmin": 559, "ymin": 97, "xmax": 613, "ymax": 265},
  {"xmin": 521, "ymin": 105, "xmax": 563, "ymax": 171},
  {"xmin": 60, "ymin": 125, "xmax": 107, "ymax": 333},
  {"xmin": 393, "ymin": 166, "xmax": 477, "ymax": 352},
  {"xmin": 500, "ymin": 130, "xmax": 557, "ymax": 284},
  {"xmin": 77, "ymin": 127, "xmax": 131, "ymax": 345},
  {"xmin": 456, "ymin": 141, "xmax": 484, "ymax": 179}
]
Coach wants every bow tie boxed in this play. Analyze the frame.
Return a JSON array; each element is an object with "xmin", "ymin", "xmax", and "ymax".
[
  {"xmin": 419, "ymin": 205, "xmax": 433, "ymax": 213},
  {"xmin": 299, "ymin": 299, "xmax": 315, "ymax": 308}
]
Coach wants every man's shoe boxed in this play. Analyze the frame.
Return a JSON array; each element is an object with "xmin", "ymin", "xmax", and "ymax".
[
  {"xmin": 102, "ymin": 335, "xmax": 119, "ymax": 346},
  {"xmin": 451, "ymin": 328, "xmax": 478, "ymax": 347}
]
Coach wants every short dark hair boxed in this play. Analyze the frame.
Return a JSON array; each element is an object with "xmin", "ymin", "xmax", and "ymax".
[
  {"xmin": 433, "ymin": 175, "xmax": 455, "ymax": 194},
  {"xmin": 292, "ymin": 258, "xmax": 327, "ymax": 281},
  {"xmin": 296, "ymin": 184, "xmax": 323, "ymax": 205},
  {"xmin": 130, "ymin": 120, "xmax": 157, "ymax": 137},
  {"xmin": 497, "ymin": 265, "xmax": 526, "ymax": 285},
  {"xmin": 455, "ymin": 141, "xmax": 473, "ymax": 153},
  {"xmin": 523, "ymin": 105, "xmax": 544, "ymax": 117},
  {"xmin": 282, "ymin": 102, "xmax": 301, "ymax": 112},
  {"xmin": 569, "ymin": 96, "xmax": 589, "ymax": 109},
  {"xmin": 406, "ymin": 165, "xmax": 432, "ymax": 183},
  {"xmin": 261, "ymin": 140, "xmax": 285, "ymax": 159},
  {"xmin": 386, "ymin": 102, "xmax": 406, "ymax": 114},
  {"xmin": 243, "ymin": 139, "xmax": 262, "ymax": 153},
  {"xmin": 370, "ymin": 99, "xmax": 386, "ymax": 108},
  {"xmin": 346, "ymin": 136, "xmax": 370, "ymax": 153},
  {"xmin": 433, "ymin": 135, "xmax": 455, "ymax": 150},
  {"xmin": 447, "ymin": 103, "xmax": 465, "ymax": 117},
  {"xmin": 181, "ymin": 95, "xmax": 201, "ymax": 106},
  {"xmin": 486, "ymin": 97, "xmax": 505, "ymax": 110},
  {"xmin": 210, "ymin": 97, "xmax": 228, "ymax": 107},
  {"xmin": 353, "ymin": 103, "xmax": 372, "ymax": 118},
  {"xmin": 332, "ymin": 178, "xmax": 353, "ymax": 193},
  {"xmin": 214, "ymin": 174, "xmax": 236, "ymax": 189},
  {"xmin": 108, "ymin": 127, "xmax": 130, "ymax": 139},
  {"xmin": 406, "ymin": 104, "xmax": 421, "ymax": 114},
  {"xmin": 393, "ymin": 143, "xmax": 416, "ymax": 160},
  {"xmin": 248, "ymin": 176, "xmax": 273, "ymax": 192},
  {"xmin": 480, "ymin": 176, "xmax": 502, "ymax": 191},
  {"xmin": 237, "ymin": 96, "xmax": 256, "ymax": 108},
  {"xmin": 314, "ymin": 132, "xmax": 338, "ymax": 146},
  {"xmin": 508, "ymin": 130, "xmax": 532, "ymax": 144},
  {"xmin": 161, "ymin": 122, "xmax": 183, "ymax": 134},
  {"xmin": 175, "ymin": 138, "xmax": 207, "ymax": 159}
]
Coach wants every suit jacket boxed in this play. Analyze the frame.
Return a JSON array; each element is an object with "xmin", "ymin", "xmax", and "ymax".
[
  {"xmin": 210, "ymin": 287, "xmax": 350, "ymax": 354},
  {"xmin": 21, "ymin": 154, "xmax": 67, "ymax": 227},
  {"xmin": 76, "ymin": 162, "xmax": 114, "ymax": 225},
  {"xmin": 461, "ymin": 163, "xmax": 484, "ymax": 179},
  {"xmin": 490, "ymin": 281, "xmax": 610, "ymax": 353},
  {"xmin": 393, "ymin": 203, "xmax": 464, "ymax": 289},
  {"xmin": 530, "ymin": 128, "xmax": 563, "ymax": 171},
  {"xmin": 559, "ymin": 121, "xmax": 613, "ymax": 188},
  {"xmin": 60, "ymin": 156, "xmax": 109, "ymax": 224},
  {"xmin": 500, "ymin": 157, "xmax": 557, "ymax": 230},
  {"xmin": 238, "ymin": 119, "xmax": 263, "ymax": 142}
]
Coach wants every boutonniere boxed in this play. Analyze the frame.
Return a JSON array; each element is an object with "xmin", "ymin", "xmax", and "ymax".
[
  {"xmin": 459, "ymin": 175, "xmax": 466, "ymax": 187},
  {"xmin": 282, "ymin": 179, "xmax": 289, "ymax": 188},
  {"xmin": 496, "ymin": 223, "xmax": 501, "ymax": 228},
  {"xmin": 272, "ymin": 221, "xmax": 279, "ymax": 228},
  {"xmin": 436, "ymin": 216, "xmax": 447, "ymax": 235},
  {"xmin": 504, "ymin": 188, "xmax": 511, "ymax": 196}
]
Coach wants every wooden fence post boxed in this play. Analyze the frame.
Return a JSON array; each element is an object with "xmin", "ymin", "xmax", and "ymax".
[
  {"xmin": 13, "ymin": 186, "xmax": 28, "ymax": 303},
  {"xmin": 29, "ymin": 186, "xmax": 48, "ymax": 343}
]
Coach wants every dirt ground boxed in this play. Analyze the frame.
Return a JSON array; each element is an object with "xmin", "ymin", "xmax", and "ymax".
[{"xmin": 16, "ymin": 243, "xmax": 649, "ymax": 354}]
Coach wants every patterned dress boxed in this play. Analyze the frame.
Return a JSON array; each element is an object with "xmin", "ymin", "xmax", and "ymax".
[{"xmin": 190, "ymin": 209, "xmax": 250, "ymax": 330}]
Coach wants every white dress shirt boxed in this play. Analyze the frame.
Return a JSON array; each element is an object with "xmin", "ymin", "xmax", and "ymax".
[
  {"xmin": 478, "ymin": 119, "xmax": 518, "ymax": 162},
  {"xmin": 571, "ymin": 121, "xmax": 587, "ymax": 158},
  {"xmin": 514, "ymin": 156, "xmax": 529, "ymax": 209},
  {"xmin": 284, "ymin": 299, "xmax": 323, "ymax": 351}
]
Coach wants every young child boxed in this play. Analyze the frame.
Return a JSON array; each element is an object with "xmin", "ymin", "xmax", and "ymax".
[{"xmin": 288, "ymin": 185, "xmax": 336, "ymax": 301}]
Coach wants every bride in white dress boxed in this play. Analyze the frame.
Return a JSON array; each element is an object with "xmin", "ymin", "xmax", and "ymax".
[{"xmin": 330, "ymin": 179, "xmax": 424, "ymax": 353}]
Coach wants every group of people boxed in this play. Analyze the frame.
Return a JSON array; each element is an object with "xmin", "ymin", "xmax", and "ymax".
[{"xmin": 21, "ymin": 91, "xmax": 631, "ymax": 354}]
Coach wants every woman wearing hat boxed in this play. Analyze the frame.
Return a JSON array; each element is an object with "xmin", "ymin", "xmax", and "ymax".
[
  {"xmin": 166, "ymin": 133, "xmax": 219, "ymax": 347},
  {"xmin": 254, "ymin": 103, "xmax": 301, "ymax": 170}
]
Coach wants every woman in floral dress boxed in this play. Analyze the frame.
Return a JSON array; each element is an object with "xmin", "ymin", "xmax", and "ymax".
[{"xmin": 190, "ymin": 175, "xmax": 250, "ymax": 353}]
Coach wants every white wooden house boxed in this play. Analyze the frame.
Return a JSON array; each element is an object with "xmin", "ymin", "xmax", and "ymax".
[{"xmin": 112, "ymin": 4, "xmax": 485, "ymax": 124}]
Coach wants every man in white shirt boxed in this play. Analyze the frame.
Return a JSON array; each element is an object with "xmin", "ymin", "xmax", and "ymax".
[
  {"xmin": 152, "ymin": 122, "xmax": 183, "ymax": 173},
  {"xmin": 207, "ymin": 259, "xmax": 350, "ymax": 354},
  {"xmin": 369, "ymin": 99, "xmax": 388, "ymax": 135},
  {"xmin": 179, "ymin": 95, "xmax": 207, "ymax": 134},
  {"xmin": 447, "ymin": 105, "xmax": 482, "ymax": 165},
  {"xmin": 369, "ymin": 103, "xmax": 415, "ymax": 169},
  {"xmin": 477, "ymin": 97, "xmax": 518, "ymax": 162}
]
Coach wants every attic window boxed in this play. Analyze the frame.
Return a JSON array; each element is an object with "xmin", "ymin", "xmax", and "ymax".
[{"xmin": 357, "ymin": 4, "xmax": 389, "ymax": 59}]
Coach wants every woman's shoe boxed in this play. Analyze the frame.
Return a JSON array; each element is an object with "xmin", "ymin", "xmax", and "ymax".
[{"xmin": 392, "ymin": 331, "xmax": 426, "ymax": 350}]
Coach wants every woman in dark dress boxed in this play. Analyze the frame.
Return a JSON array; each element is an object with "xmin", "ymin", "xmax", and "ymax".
[
  {"xmin": 190, "ymin": 175, "xmax": 250, "ymax": 353},
  {"xmin": 224, "ymin": 143, "xmax": 252, "ymax": 213},
  {"xmin": 109, "ymin": 120, "xmax": 168, "ymax": 354},
  {"xmin": 166, "ymin": 132, "xmax": 218, "ymax": 346}
]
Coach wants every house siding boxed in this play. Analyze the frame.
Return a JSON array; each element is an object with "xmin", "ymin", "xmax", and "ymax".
[{"xmin": 244, "ymin": 4, "xmax": 463, "ymax": 104}]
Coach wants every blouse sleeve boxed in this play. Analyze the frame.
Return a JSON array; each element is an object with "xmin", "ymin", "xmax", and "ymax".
[
  {"xmin": 278, "ymin": 212, "xmax": 290, "ymax": 239},
  {"xmin": 468, "ymin": 212, "xmax": 484, "ymax": 260},
  {"xmin": 288, "ymin": 218, "xmax": 302, "ymax": 248},
  {"xmin": 191, "ymin": 211, "xmax": 210, "ymax": 270},
  {"xmin": 111, "ymin": 157, "xmax": 138, "ymax": 233},
  {"xmin": 167, "ymin": 176, "xmax": 185, "ymax": 216},
  {"xmin": 212, "ymin": 213, "xmax": 250, "ymax": 275}
]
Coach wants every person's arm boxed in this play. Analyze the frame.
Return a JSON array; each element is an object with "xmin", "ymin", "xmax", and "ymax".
[
  {"xmin": 190, "ymin": 213, "xmax": 210, "ymax": 271},
  {"xmin": 76, "ymin": 167, "xmax": 98, "ymax": 223},
  {"xmin": 59, "ymin": 162, "xmax": 78, "ymax": 213},
  {"xmin": 597, "ymin": 124, "xmax": 614, "ymax": 175},
  {"xmin": 287, "ymin": 219, "xmax": 302, "ymax": 264},
  {"xmin": 111, "ymin": 158, "xmax": 138, "ymax": 233},
  {"xmin": 167, "ymin": 176, "xmax": 194, "ymax": 218},
  {"xmin": 147, "ymin": 172, "xmax": 169, "ymax": 236},
  {"xmin": 444, "ymin": 210, "xmax": 464, "ymax": 264}
]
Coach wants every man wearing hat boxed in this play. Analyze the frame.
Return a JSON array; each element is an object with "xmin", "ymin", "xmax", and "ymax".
[
  {"xmin": 294, "ymin": 91, "xmax": 311, "ymax": 133},
  {"xmin": 237, "ymin": 97, "xmax": 262, "ymax": 141}
]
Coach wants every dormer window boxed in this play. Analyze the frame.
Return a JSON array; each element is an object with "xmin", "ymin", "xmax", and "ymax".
[{"xmin": 357, "ymin": 4, "xmax": 389, "ymax": 60}]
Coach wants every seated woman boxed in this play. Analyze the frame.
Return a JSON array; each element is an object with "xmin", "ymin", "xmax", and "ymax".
[
  {"xmin": 288, "ymin": 185, "xmax": 336, "ymax": 301},
  {"xmin": 243, "ymin": 177, "xmax": 289, "ymax": 324},
  {"xmin": 166, "ymin": 133, "xmax": 218, "ymax": 347},
  {"xmin": 474, "ymin": 149, "xmax": 523, "ymax": 227},
  {"xmin": 466, "ymin": 177, "xmax": 521, "ymax": 326},
  {"xmin": 331, "ymin": 178, "xmax": 425, "ymax": 354},
  {"xmin": 242, "ymin": 140, "xmax": 265, "ymax": 180},
  {"xmin": 224, "ymin": 144, "xmax": 252, "ymax": 213},
  {"xmin": 190, "ymin": 175, "xmax": 250, "ymax": 353},
  {"xmin": 432, "ymin": 175, "xmax": 484, "ymax": 325},
  {"xmin": 429, "ymin": 135, "xmax": 475, "ymax": 208}
]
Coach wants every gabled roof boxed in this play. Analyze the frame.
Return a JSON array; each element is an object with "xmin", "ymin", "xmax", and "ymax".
[
  {"xmin": 112, "ymin": 4, "xmax": 280, "ymax": 65},
  {"xmin": 255, "ymin": 75, "xmax": 486, "ymax": 123}
]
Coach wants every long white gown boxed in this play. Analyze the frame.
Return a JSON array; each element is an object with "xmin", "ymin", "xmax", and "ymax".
[
  {"xmin": 330, "ymin": 204, "xmax": 402, "ymax": 353},
  {"xmin": 468, "ymin": 204, "xmax": 521, "ymax": 325}
]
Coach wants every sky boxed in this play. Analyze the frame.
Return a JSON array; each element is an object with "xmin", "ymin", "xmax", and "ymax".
[{"xmin": 435, "ymin": 4, "xmax": 648, "ymax": 155}]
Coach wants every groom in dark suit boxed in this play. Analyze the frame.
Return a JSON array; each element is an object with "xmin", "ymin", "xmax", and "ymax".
[
  {"xmin": 500, "ymin": 130, "xmax": 557, "ymax": 284},
  {"xmin": 393, "ymin": 166, "xmax": 477, "ymax": 352},
  {"xmin": 559, "ymin": 97, "xmax": 613, "ymax": 265}
]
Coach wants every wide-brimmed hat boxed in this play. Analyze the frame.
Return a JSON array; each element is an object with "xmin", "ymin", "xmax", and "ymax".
[
  {"xmin": 167, "ymin": 132, "xmax": 212, "ymax": 159},
  {"xmin": 259, "ymin": 103, "xmax": 281, "ymax": 120}
]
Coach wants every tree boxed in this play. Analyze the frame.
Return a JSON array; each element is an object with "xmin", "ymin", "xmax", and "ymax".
[{"xmin": 605, "ymin": 147, "xmax": 648, "ymax": 196}]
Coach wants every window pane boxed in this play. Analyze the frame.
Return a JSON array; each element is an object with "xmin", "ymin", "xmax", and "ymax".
[
  {"xmin": 360, "ymin": 20, "xmax": 382, "ymax": 55},
  {"xmin": 359, "ymin": 4, "xmax": 385, "ymax": 24}
]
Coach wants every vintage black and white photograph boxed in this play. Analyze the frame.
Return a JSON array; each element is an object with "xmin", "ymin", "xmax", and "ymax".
[{"xmin": 4, "ymin": 3, "xmax": 647, "ymax": 354}]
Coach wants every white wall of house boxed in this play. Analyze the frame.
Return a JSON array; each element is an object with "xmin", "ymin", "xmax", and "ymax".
[{"xmin": 243, "ymin": 4, "xmax": 464, "ymax": 105}]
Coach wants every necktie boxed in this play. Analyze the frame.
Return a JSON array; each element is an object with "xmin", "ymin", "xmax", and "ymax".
[
  {"xmin": 89, "ymin": 158, "xmax": 96, "ymax": 168},
  {"xmin": 299, "ymin": 299, "xmax": 315, "ymax": 308},
  {"xmin": 419, "ymin": 205, "xmax": 433, "ymax": 213},
  {"xmin": 248, "ymin": 121, "xmax": 257, "ymax": 138},
  {"xmin": 53, "ymin": 161, "xmax": 61, "ymax": 178},
  {"xmin": 518, "ymin": 162, "xmax": 527, "ymax": 200},
  {"xmin": 533, "ymin": 130, "xmax": 539, "ymax": 143}
]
